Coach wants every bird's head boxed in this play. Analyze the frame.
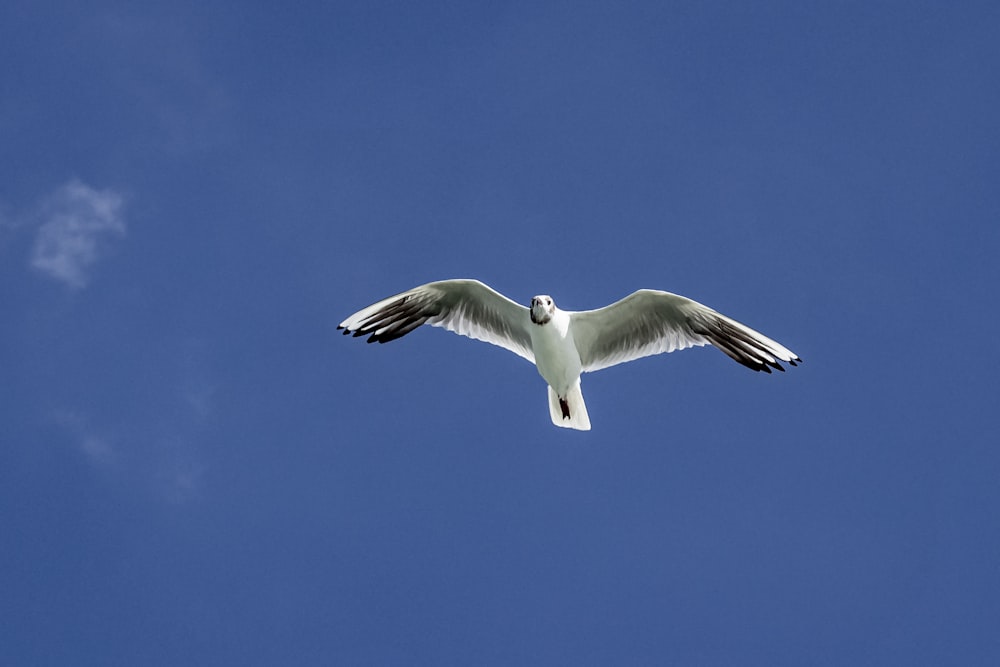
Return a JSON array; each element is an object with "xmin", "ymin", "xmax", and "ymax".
[{"xmin": 530, "ymin": 295, "xmax": 555, "ymax": 325}]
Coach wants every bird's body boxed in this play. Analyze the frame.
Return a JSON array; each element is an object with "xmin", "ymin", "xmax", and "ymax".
[
  {"xmin": 528, "ymin": 302, "xmax": 579, "ymax": 396},
  {"xmin": 527, "ymin": 302, "xmax": 591, "ymax": 430},
  {"xmin": 338, "ymin": 279, "xmax": 800, "ymax": 431}
]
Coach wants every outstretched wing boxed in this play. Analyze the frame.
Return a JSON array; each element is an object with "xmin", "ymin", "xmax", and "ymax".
[
  {"xmin": 570, "ymin": 290, "xmax": 800, "ymax": 373},
  {"xmin": 338, "ymin": 279, "xmax": 535, "ymax": 363}
]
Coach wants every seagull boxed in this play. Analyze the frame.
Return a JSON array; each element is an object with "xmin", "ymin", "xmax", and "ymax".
[{"xmin": 338, "ymin": 279, "xmax": 801, "ymax": 431}]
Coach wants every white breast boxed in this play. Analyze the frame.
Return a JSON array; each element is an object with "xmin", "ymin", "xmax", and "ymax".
[{"xmin": 528, "ymin": 309, "xmax": 583, "ymax": 395}]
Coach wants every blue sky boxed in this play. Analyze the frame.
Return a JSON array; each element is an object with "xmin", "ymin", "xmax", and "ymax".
[{"xmin": 2, "ymin": 1, "xmax": 999, "ymax": 664}]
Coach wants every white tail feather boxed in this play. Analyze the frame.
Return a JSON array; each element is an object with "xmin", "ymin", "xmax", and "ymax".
[{"xmin": 547, "ymin": 381, "xmax": 591, "ymax": 431}]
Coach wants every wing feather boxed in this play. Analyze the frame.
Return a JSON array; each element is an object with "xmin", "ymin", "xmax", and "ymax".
[
  {"xmin": 570, "ymin": 290, "xmax": 800, "ymax": 373},
  {"xmin": 339, "ymin": 279, "xmax": 535, "ymax": 363}
]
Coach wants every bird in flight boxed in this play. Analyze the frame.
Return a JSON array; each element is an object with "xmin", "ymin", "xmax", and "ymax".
[{"xmin": 339, "ymin": 279, "xmax": 800, "ymax": 431}]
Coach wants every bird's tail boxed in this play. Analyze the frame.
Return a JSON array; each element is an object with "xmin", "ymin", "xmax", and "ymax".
[{"xmin": 548, "ymin": 381, "xmax": 591, "ymax": 431}]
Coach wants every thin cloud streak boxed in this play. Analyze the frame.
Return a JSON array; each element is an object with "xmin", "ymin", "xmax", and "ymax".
[
  {"xmin": 52, "ymin": 404, "xmax": 210, "ymax": 503},
  {"xmin": 30, "ymin": 180, "xmax": 126, "ymax": 289},
  {"xmin": 53, "ymin": 410, "xmax": 117, "ymax": 467},
  {"xmin": 46, "ymin": 340, "xmax": 218, "ymax": 503}
]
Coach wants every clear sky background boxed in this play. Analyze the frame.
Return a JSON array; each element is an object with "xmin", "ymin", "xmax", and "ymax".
[{"xmin": 2, "ymin": 2, "xmax": 999, "ymax": 665}]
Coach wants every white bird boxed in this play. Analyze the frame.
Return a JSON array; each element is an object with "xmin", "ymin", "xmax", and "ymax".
[{"xmin": 338, "ymin": 279, "xmax": 800, "ymax": 431}]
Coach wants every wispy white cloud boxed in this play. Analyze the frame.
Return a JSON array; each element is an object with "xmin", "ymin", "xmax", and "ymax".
[
  {"xmin": 52, "ymin": 405, "xmax": 210, "ymax": 503},
  {"xmin": 84, "ymin": 13, "xmax": 234, "ymax": 154},
  {"xmin": 48, "ymin": 340, "xmax": 218, "ymax": 503},
  {"xmin": 80, "ymin": 435, "xmax": 116, "ymax": 466},
  {"xmin": 53, "ymin": 409, "xmax": 118, "ymax": 468},
  {"xmin": 155, "ymin": 441, "xmax": 208, "ymax": 505},
  {"xmin": 30, "ymin": 179, "xmax": 126, "ymax": 289},
  {"xmin": 180, "ymin": 338, "xmax": 216, "ymax": 418}
]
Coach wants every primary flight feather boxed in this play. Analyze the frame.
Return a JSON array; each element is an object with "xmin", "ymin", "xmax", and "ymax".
[{"xmin": 338, "ymin": 279, "xmax": 801, "ymax": 431}]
